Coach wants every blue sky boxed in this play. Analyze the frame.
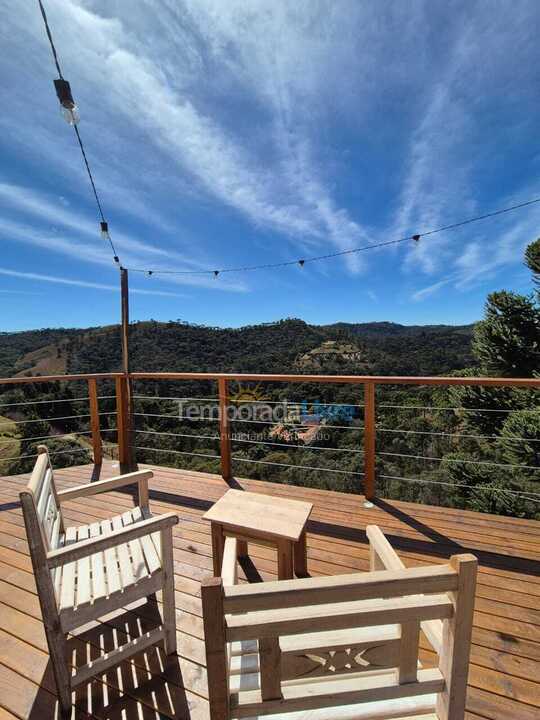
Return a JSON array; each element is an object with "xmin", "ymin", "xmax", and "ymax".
[{"xmin": 1, "ymin": 0, "xmax": 539, "ymax": 332}]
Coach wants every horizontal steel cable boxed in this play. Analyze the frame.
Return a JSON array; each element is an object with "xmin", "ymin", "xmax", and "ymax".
[
  {"xmin": 231, "ymin": 437, "xmax": 361, "ymax": 453},
  {"xmin": 0, "ymin": 411, "xmax": 117, "ymax": 427},
  {"xmin": 0, "ymin": 446, "xmax": 92, "ymax": 462},
  {"xmin": 133, "ymin": 395, "xmax": 218, "ymax": 402},
  {"xmin": 379, "ymin": 404, "xmax": 540, "ymax": 414},
  {"xmin": 0, "ymin": 396, "xmax": 89, "ymax": 408},
  {"xmin": 134, "ymin": 446, "xmax": 221, "ymax": 460},
  {"xmin": 232, "ymin": 456, "xmax": 364, "ymax": 475},
  {"xmin": 378, "ymin": 450, "xmax": 540, "ymax": 471},
  {"xmin": 378, "ymin": 427, "xmax": 540, "ymax": 442},
  {"xmin": 133, "ymin": 412, "xmax": 219, "ymax": 422},
  {"xmin": 379, "ymin": 474, "xmax": 540, "ymax": 501},
  {"xmin": 134, "ymin": 429, "xmax": 220, "ymax": 441}
]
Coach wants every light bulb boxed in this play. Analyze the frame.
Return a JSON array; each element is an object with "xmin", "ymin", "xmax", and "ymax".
[
  {"xmin": 100, "ymin": 221, "xmax": 110, "ymax": 240},
  {"xmin": 61, "ymin": 104, "xmax": 80, "ymax": 125},
  {"xmin": 54, "ymin": 79, "xmax": 79, "ymax": 125}
]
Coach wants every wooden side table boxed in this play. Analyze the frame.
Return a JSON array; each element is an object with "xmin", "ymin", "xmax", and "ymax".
[{"xmin": 203, "ymin": 489, "xmax": 313, "ymax": 580}]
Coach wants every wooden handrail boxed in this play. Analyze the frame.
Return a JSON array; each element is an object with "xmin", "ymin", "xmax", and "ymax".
[
  {"xmin": 129, "ymin": 371, "xmax": 540, "ymax": 387},
  {"xmin": 2, "ymin": 370, "xmax": 539, "ymax": 387},
  {"xmin": 0, "ymin": 372, "xmax": 122, "ymax": 385}
]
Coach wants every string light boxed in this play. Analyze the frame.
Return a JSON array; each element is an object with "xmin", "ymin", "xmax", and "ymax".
[
  {"xmin": 53, "ymin": 78, "xmax": 79, "ymax": 125},
  {"xmin": 133, "ymin": 194, "xmax": 540, "ymax": 279}
]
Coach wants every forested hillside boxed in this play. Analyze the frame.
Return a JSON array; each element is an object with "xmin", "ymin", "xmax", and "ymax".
[{"xmin": 1, "ymin": 318, "xmax": 475, "ymax": 378}]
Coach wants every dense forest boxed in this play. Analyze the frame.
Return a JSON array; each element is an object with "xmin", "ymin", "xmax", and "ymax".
[{"xmin": 1, "ymin": 241, "xmax": 539, "ymax": 520}]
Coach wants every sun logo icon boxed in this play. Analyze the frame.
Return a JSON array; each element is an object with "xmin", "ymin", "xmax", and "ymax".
[{"xmin": 229, "ymin": 383, "xmax": 269, "ymax": 404}]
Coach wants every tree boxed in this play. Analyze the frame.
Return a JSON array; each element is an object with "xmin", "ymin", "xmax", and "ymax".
[
  {"xmin": 499, "ymin": 410, "xmax": 540, "ymax": 471},
  {"xmin": 440, "ymin": 238, "xmax": 540, "ymax": 518},
  {"xmin": 525, "ymin": 237, "xmax": 540, "ymax": 283},
  {"xmin": 472, "ymin": 291, "xmax": 540, "ymax": 376}
]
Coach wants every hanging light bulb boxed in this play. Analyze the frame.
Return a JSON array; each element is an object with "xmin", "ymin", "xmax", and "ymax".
[
  {"xmin": 53, "ymin": 78, "xmax": 80, "ymax": 125},
  {"xmin": 100, "ymin": 221, "xmax": 110, "ymax": 240},
  {"xmin": 213, "ymin": 270, "xmax": 220, "ymax": 278},
  {"xmin": 298, "ymin": 259, "xmax": 305, "ymax": 267}
]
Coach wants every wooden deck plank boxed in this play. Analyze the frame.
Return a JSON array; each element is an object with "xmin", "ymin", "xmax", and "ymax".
[{"xmin": 0, "ymin": 461, "xmax": 539, "ymax": 719}]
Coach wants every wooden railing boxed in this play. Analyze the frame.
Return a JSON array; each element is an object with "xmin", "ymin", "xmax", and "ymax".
[{"xmin": 1, "ymin": 371, "xmax": 539, "ymax": 501}]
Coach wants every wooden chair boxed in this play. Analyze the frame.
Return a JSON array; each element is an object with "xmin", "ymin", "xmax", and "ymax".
[
  {"xmin": 19, "ymin": 446, "xmax": 179, "ymax": 716},
  {"xmin": 202, "ymin": 524, "xmax": 477, "ymax": 720}
]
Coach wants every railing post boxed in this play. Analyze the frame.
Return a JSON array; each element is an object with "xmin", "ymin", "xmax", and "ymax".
[
  {"xmin": 363, "ymin": 380, "xmax": 376, "ymax": 504},
  {"xmin": 218, "ymin": 378, "xmax": 232, "ymax": 481},
  {"xmin": 115, "ymin": 375, "xmax": 133, "ymax": 470},
  {"xmin": 87, "ymin": 378, "xmax": 102, "ymax": 465}
]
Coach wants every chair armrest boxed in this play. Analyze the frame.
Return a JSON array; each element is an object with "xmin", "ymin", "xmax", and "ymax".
[
  {"xmin": 57, "ymin": 470, "xmax": 152, "ymax": 507},
  {"xmin": 47, "ymin": 511, "xmax": 178, "ymax": 569},
  {"xmin": 366, "ymin": 525, "xmax": 402, "ymax": 571},
  {"xmin": 366, "ymin": 525, "xmax": 443, "ymax": 654}
]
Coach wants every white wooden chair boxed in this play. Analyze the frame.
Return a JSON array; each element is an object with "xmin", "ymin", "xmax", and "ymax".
[
  {"xmin": 19, "ymin": 445, "xmax": 179, "ymax": 716},
  {"xmin": 202, "ymin": 524, "xmax": 477, "ymax": 720}
]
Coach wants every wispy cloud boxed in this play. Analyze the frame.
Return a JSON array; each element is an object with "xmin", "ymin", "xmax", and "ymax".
[
  {"xmin": 4, "ymin": 0, "xmax": 375, "ymax": 273},
  {"xmin": 0, "ymin": 185, "xmax": 249, "ymax": 293},
  {"xmin": 0, "ymin": 266, "xmax": 185, "ymax": 296}
]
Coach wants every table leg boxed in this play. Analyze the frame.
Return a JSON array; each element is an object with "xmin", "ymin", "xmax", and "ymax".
[
  {"xmin": 294, "ymin": 530, "xmax": 308, "ymax": 577},
  {"xmin": 211, "ymin": 523, "xmax": 225, "ymax": 576},
  {"xmin": 237, "ymin": 539, "xmax": 248, "ymax": 558},
  {"xmin": 277, "ymin": 539, "xmax": 294, "ymax": 580}
]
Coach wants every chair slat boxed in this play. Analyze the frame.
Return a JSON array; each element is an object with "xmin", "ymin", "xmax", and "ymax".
[
  {"xmin": 231, "ymin": 668, "xmax": 444, "ymax": 717},
  {"xmin": 132, "ymin": 506, "xmax": 161, "ymax": 574},
  {"xmin": 89, "ymin": 521, "xmax": 106, "ymax": 600},
  {"xmin": 75, "ymin": 524, "xmax": 91, "ymax": 607},
  {"xmin": 112, "ymin": 514, "xmax": 135, "ymax": 588},
  {"xmin": 226, "ymin": 594, "xmax": 453, "ymax": 642},
  {"xmin": 100, "ymin": 517, "xmax": 122, "ymax": 594},
  {"xmin": 121, "ymin": 510, "xmax": 148, "ymax": 582}
]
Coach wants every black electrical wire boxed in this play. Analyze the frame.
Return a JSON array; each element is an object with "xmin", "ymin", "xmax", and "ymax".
[
  {"xmin": 127, "ymin": 195, "xmax": 540, "ymax": 277},
  {"xmin": 37, "ymin": 0, "xmax": 63, "ymax": 78},
  {"xmin": 37, "ymin": 0, "xmax": 121, "ymax": 265}
]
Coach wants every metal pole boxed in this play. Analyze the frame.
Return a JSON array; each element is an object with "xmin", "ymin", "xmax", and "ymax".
[
  {"xmin": 120, "ymin": 267, "xmax": 130, "ymax": 376},
  {"xmin": 119, "ymin": 268, "xmax": 135, "ymax": 470}
]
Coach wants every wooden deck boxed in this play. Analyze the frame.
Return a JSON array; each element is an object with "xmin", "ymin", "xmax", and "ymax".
[{"xmin": 0, "ymin": 461, "xmax": 539, "ymax": 720}]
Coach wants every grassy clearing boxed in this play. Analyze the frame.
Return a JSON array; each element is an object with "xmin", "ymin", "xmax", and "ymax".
[{"xmin": 0, "ymin": 415, "xmax": 21, "ymax": 472}]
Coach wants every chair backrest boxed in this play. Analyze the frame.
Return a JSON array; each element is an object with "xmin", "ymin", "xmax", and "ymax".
[
  {"xmin": 20, "ymin": 446, "xmax": 64, "ymax": 553},
  {"xmin": 202, "ymin": 537, "xmax": 477, "ymax": 720},
  {"xmin": 19, "ymin": 446, "xmax": 65, "ymax": 614}
]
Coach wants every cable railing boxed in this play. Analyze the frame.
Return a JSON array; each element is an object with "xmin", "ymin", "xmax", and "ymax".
[
  {"xmin": 2, "ymin": 371, "xmax": 540, "ymax": 515},
  {"xmin": 129, "ymin": 373, "xmax": 540, "ymax": 513},
  {"xmin": 0, "ymin": 373, "xmax": 122, "ymax": 472}
]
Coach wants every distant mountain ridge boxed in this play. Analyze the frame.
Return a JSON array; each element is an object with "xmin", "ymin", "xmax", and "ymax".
[{"xmin": 0, "ymin": 318, "xmax": 476, "ymax": 378}]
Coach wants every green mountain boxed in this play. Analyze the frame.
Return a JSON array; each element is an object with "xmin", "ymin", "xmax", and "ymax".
[{"xmin": 0, "ymin": 318, "xmax": 476, "ymax": 378}]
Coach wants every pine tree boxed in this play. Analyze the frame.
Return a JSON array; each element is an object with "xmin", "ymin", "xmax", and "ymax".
[{"xmin": 443, "ymin": 238, "xmax": 540, "ymax": 518}]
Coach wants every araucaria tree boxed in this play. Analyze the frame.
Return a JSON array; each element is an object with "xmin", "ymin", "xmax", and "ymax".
[{"xmin": 447, "ymin": 238, "xmax": 540, "ymax": 517}]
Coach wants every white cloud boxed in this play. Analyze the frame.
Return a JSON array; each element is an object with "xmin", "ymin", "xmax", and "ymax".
[
  {"xmin": 0, "ymin": 266, "xmax": 185, "ymax": 296},
  {"xmin": 2, "ymin": 0, "xmax": 375, "ymax": 274},
  {"xmin": 412, "ymin": 277, "xmax": 454, "ymax": 302}
]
